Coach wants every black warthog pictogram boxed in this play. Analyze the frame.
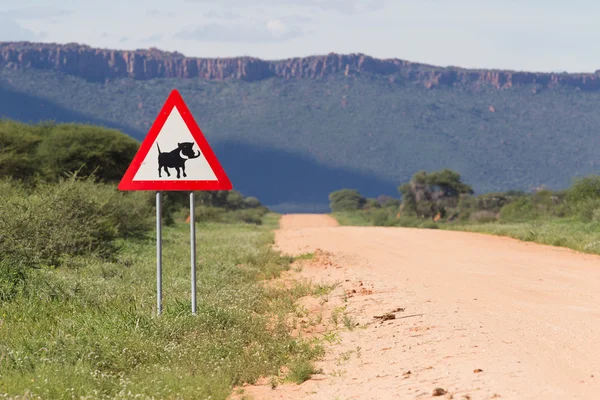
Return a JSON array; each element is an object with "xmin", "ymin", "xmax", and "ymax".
[{"xmin": 157, "ymin": 142, "xmax": 201, "ymax": 178}]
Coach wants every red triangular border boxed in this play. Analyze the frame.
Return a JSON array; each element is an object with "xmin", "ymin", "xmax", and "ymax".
[{"xmin": 118, "ymin": 89, "xmax": 232, "ymax": 191}]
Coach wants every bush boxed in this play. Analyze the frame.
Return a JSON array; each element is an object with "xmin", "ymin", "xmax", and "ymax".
[
  {"xmin": 364, "ymin": 198, "xmax": 382, "ymax": 210},
  {"xmin": 398, "ymin": 169, "xmax": 473, "ymax": 219},
  {"xmin": 194, "ymin": 205, "xmax": 269, "ymax": 225},
  {"xmin": 0, "ymin": 120, "xmax": 45, "ymax": 181},
  {"xmin": 567, "ymin": 175, "xmax": 600, "ymax": 204},
  {"xmin": 0, "ymin": 259, "xmax": 27, "ymax": 301},
  {"xmin": 419, "ymin": 220, "xmax": 440, "ymax": 229},
  {"xmin": 0, "ymin": 176, "xmax": 152, "ymax": 269},
  {"xmin": 394, "ymin": 216, "xmax": 422, "ymax": 228},
  {"xmin": 328, "ymin": 189, "xmax": 367, "ymax": 212},
  {"xmin": 499, "ymin": 197, "xmax": 537, "ymax": 222},
  {"xmin": 244, "ymin": 196, "xmax": 262, "ymax": 209},
  {"xmin": 469, "ymin": 210, "xmax": 498, "ymax": 223},
  {"xmin": 230, "ymin": 208, "xmax": 268, "ymax": 225},
  {"xmin": 195, "ymin": 205, "xmax": 228, "ymax": 222},
  {"xmin": 36, "ymin": 123, "xmax": 139, "ymax": 182},
  {"xmin": 162, "ymin": 191, "xmax": 268, "ymax": 226},
  {"xmin": 371, "ymin": 209, "xmax": 394, "ymax": 226},
  {"xmin": 377, "ymin": 195, "xmax": 401, "ymax": 208},
  {"xmin": 593, "ymin": 208, "xmax": 600, "ymax": 222},
  {"xmin": 0, "ymin": 119, "xmax": 140, "ymax": 183},
  {"xmin": 570, "ymin": 197, "xmax": 600, "ymax": 222}
]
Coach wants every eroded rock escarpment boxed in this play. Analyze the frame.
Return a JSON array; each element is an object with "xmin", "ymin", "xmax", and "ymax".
[{"xmin": 2, "ymin": 41, "xmax": 600, "ymax": 90}]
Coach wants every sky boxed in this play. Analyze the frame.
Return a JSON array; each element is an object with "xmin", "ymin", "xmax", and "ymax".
[{"xmin": 1, "ymin": 0, "xmax": 599, "ymax": 73}]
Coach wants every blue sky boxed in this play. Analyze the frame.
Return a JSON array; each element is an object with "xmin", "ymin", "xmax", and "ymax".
[{"xmin": 1, "ymin": 0, "xmax": 599, "ymax": 72}]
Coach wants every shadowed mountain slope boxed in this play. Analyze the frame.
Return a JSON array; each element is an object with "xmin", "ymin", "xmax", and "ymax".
[{"xmin": 2, "ymin": 42, "xmax": 599, "ymax": 210}]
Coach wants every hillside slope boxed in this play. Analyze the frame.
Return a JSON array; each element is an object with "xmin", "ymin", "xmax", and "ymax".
[{"xmin": 1, "ymin": 42, "xmax": 599, "ymax": 211}]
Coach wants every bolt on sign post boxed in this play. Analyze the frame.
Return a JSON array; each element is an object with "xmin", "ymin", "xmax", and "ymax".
[{"xmin": 118, "ymin": 89, "xmax": 232, "ymax": 316}]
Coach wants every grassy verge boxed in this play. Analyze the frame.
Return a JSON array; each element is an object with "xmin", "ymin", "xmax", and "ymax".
[
  {"xmin": 331, "ymin": 212, "xmax": 600, "ymax": 256},
  {"xmin": 333, "ymin": 211, "xmax": 439, "ymax": 230},
  {"xmin": 440, "ymin": 219, "xmax": 600, "ymax": 255},
  {"xmin": 331, "ymin": 212, "xmax": 373, "ymax": 227},
  {"xmin": 0, "ymin": 214, "xmax": 322, "ymax": 399}
]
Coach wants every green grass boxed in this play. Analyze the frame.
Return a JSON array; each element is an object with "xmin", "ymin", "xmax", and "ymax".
[
  {"xmin": 333, "ymin": 210, "xmax": 600, "ymax": 256},
  {"xmin": 285, "ymin": 359, "xmax": 318, "ymax": 384},
  {"xmin": 333, "ymin": 211, "xmax": 440, "ymax": 230},
  {"xmin": 442, "ymin": 219, "xmax": 600, "ymax": 255},
  {"xmin": 331, "ymin": 212, "xmax": 375, "ymax": 227},
  {"xmin": 293, "ymin": 252, "xmax": 316, "ymax": 261},
  {"xmin": 0, "ymin": 217, "xmax": 322, "ymax": 399}
]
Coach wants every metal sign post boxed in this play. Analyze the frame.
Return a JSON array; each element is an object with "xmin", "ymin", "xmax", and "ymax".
[
  {"xmin": 156, "ymin": 191, "xmax": 162, "ymax": 316},
  {"xmin": 190, "ymin": 191, "xmax": 197, "ymax": 315},
  {"xmin": 118, "ymin": 90, "xmax": 233, "ymax": 316}
]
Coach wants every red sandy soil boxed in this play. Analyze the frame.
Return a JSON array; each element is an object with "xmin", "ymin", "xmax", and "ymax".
[{"xmin": 236, "ymin": 214, "xmax": 600, "ymax": 400}]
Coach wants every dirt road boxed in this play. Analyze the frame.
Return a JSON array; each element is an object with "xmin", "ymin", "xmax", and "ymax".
[{"xmin": 242, "ymin": 214, "xmax": 600, "ymax": 400}]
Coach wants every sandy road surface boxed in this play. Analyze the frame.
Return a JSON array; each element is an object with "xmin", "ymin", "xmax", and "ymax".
[{"xmin": 241, "ymin": 214, "xmax": 600, "ymax": 400}]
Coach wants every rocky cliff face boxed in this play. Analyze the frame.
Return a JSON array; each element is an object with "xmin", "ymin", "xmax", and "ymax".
[{"xmin": 2, "ymin": 41, "xmax": 600, "ymax": 90}]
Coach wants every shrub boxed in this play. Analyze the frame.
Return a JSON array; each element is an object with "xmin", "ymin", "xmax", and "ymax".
[
  {"xmin": 108, "ymin": 190, "xmax": 155, "ymax": 237},
  {"xmin": 230, "ymin": 208, "xmax": 267, "ymax": 225},
  {"xmin": 244, "ymin": 196, "xmax": 262, "ymax": 209},
  {"xmin": 364, "ymin": 198, "xmax": 382, "ymax": 210},
  {"xmin": 419, "ymin": 220, "xmax": 440, "ymax": 229},
  {"xmin": 567, "ymin": 175, "xmax": 600, "ymax": 204},
  {"xmin": 194, "ymin": 205, "xmax": 268, "ymax": 225},
  {"xmin": 0, "ymin": 120, "xmax": 44, "ymax": 180},
  {"xmin": 570, "ymin": 197, "xmax": 600, "ymax": 222},
  {"xmin": 195, "ymin": 205, "xmax": 228, "ymax": 222},
  {"xmin": 328, "ymin": 189, "xmax": 367, "ymax": 212},
  {"xmin": 394, "ymin": 216, "xmax": 422, "ymax": 228},
  {"xmin": 371, "ymin": 209, "xmax": 394, "ymax": 226},
  {"xmin": 499, "ymin": 197, "xmax": 537, "ymax": 222},
  {"xmin": 36, "ymin": 124, "xmax": 139, "ymax": 182},
  {"xmin": 286, "ymin": 359, "xmax": 317, "ymax": 384},
  {"xmin": 398, "ymin": 169, "xmax": 473, "ymax": 219},
  {"xmin": 0, "ymin": 259, "xmax": 27, "ymax": 301},
  {"xmin": 377, "ymin": 195, "xmax": 401, "ymax": 208},
  {"xmin": 469, "ymin": 210, "xmax": 498, "ymax": 223},
  {"xmin": 593, "ymin": 208, "xmax": 600, "ymax": 222},
  {"xmin": 0, "ymin": 176, "xmax": 152, "ymax": 269}
]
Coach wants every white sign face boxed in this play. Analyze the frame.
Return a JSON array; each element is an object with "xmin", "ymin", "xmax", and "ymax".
[{"xmin": 132, "ymin": 107, "xmax": 218, "ymax": 181}]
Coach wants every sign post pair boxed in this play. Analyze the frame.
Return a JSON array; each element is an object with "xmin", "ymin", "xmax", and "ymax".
[{"xmin": 118, "ymin": 89, "xmax": 232, "ymax": 315}]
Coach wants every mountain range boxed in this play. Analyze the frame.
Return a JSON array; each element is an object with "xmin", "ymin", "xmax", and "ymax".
[{"xmin": 1, "ymin": 41, "xmax": 599, "ymax": 211}]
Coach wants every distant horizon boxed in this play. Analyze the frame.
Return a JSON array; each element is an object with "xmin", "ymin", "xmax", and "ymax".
[
  {"xmin": 1, "ymin": 40, "xmax": 596, "ymax": 75},
  {"xmin": 2, "ymin": 1, "xmax": 600, "ymax": 75}
]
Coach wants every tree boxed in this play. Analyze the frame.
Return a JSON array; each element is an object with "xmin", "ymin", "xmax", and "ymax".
[
  {"xmin": 328, "ymin": 189, "xmax": 367, "ymax": 212},
  {"xmin": 425, "ymin": 169, "xmax": 474, "ymax": 198},
  {"xmin": 398, "ymin": 169, "xmax": 473, "ymax": 219},
  {"xmin": 36, "ymin": 123, "xmax": 139, "ymax": 182},
  {"xmin": 567, "ymin": 175, "xmax": 600, "ymax": 203},
  {"xmin": 0, "ymin": 119, "xmax": 44, "ymax": 180}
]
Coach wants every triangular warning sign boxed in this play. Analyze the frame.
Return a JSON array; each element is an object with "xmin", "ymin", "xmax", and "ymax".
[{"xmin": 118, "ymin": 89, "xmax": 232, "ymax": 191}]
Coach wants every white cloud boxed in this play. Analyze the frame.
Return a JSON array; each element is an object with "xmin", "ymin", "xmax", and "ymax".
[
  {"xmin": 266, "ymin": 19, "xmax": 286, "ymax": 35},
  {"xmin": 0, "ymin": 18, "xmax": 44, "ymax": 41},
  {"xmin": 184, "ymin": 0, "xmax": 386, "ymax": 14},
  {"xmin": 204, "ymin": 9, "xmax": 240, "ymax": 20},
  {"xmin": 141, "ymin": 34, "xmax": 164, "ymax": 43},
  {"xmin": 146, "ymin": 9, "xmax": 175, "ymax": 17},
  {"xmin": 1, "ymin": 6, "xmax": 72, "ymax": 19},
  {"xmin": 174, "ymin": 17, "xmax": 305, "ymax": 43}
]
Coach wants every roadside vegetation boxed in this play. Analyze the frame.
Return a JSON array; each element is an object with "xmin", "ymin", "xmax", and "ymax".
[
  {"xmin": 330, "ymin": 169, "xmax": 600, "ymax": 256},
  {"xmin": 0, "ymin": 120, "xmax": 322, "ymax": 399}
]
